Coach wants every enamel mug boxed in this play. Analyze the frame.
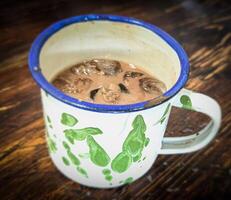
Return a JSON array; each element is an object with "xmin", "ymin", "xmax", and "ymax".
[{"xmin": 28, "ymin": 14, "xmax": 221, "ymax": 188}]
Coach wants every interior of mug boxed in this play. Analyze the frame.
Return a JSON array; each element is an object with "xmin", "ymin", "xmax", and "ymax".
[{"xmin": 39, "ymin": 21, "xmax": 181, "ymax": 90}]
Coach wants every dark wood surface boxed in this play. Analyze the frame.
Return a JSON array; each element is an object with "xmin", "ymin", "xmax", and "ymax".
[{"xmin": 0, "ymin": 0, "xmax": 230, "ymax": 199}]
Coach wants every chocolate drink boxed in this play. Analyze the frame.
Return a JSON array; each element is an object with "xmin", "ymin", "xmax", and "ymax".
[{"xmin": 52, "ymin": 59, "xmax": 167, "ymax": 105}]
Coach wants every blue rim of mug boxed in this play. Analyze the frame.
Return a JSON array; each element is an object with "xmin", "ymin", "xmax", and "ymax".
[{"xmin": 28, "ymin": 14, "xmax": 189, "ymax": 113}]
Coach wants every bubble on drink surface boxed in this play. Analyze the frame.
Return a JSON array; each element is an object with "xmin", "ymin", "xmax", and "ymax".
[
  {"xmin": 123, "ymin": 71, "xmax": 144, "ymax": 80},
  {"xmin": 73, "ymin": 78, "xmax": 92, "ymax": 93},
  {"xmin": 53, "ymin": 77, "xmax": 69, "ymax": 87},
  {"xmin": 70, "ymin": 61, "xmax": 98, "ymax": 75},
  {"xmin": 52, "ymin": 77, "xmax": 73, "ymax": 93},
  {"xmin": 70, "ymin": 59, "xmax": 122, "ymax": 76},
  {"xmin": 54, "ymin": 77, "xmax": 92, "ymax": 94},
  {"xmin": 139, "ymin": 77, "xmax": 166, "ymax": 95},
  {"xmin": 100, "ymin": 84, "xmax": 121, "ymax": 103},
  {"xmin": 92, "ymin": 59, "xmax": 122, "ymax": 76}
]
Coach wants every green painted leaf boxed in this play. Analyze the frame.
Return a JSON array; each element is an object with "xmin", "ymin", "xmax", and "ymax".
[
  {"xmin": 64, "ymin": 128, "xmax": 103, "ymax": 141},
  {"xmin": 67, "ymin": 150, "xmax": 80, "ymax": 166},
  {"xmin": 111, "ymin": 151, "xmax": 132, "ymax": 173},
  {"xmin": 78, "ymin": 153, "xmax": 90, "ymax": 159},
  {"xmin": 122, "ymin": 115, "xmax": 147, "ymax": 162},
  {"xmin": 132, "ymin": 115, "xmax": 146, "ymax": 132},
  {"xmin": 180, "ymin": 95, "xmax": 193, "ymax": 110},
  {"xmin": 87, "ymin": 135, "xmax": 110, "ymax": 167},
  {"xmin": 77, "ymin": 166, "xmax": 88, "ymax": 178},
  {"xmin": 102, "ymin": 169, "xmax": 111, "ymax": 175},
  {"xmin": 163, "ymin": 103, "xmax": 171, "ymax": 117},
  {"xmin": 62, "ymin": 157, "xmax": 70, "ymax": 166},
  {"xmin": 123, "ymin": 133, "xmax": 142, "ymax": 157},
  {"xmin": 124, "ymin": 177, "xmax": 133, "ymax": 184},
  {"xmin": 105, "ymin": 175, "xmax": 113, "ymax": 181},
  {"xmin": 47, "ymin": 115, "xmax": 51, "ymax": 123},
  {"xmin": 64, "ymin": 129, "xmax": 86, "ymax": 141},
  {"xmin": 160, "ymin": 117, "xmax": 166, "ymax": 124},
  {"xmin": 132, "ymin": 153, "xmax": 142, "ymax": 162},
  {"xmin": 63, "ymin": 141, "xmax": 70, "ymax": 150},
  {"xmin": 122, "ymin": 129, "xmax": 145, "ymax": 158},
  {"xmin": 144, "ymin": 138, "xmax": 150, "ymax": 147},
  {"xmin": 82, "ymin": 127, "xmax": 103, "ymax": 135},
  {"xmin": 65, "ymin": 131, "xmax": 75, "ymax": 144},
  {"xmin": 47, "ymin": 137, "xmax": 57, "ymax": 153},
  {"xmin": 155, "ymin": 103, "xmax": 171, "ymax": 125},
  {"xmin": 61, "ymin": 113, "xmax": 78, "ymax": 127}
]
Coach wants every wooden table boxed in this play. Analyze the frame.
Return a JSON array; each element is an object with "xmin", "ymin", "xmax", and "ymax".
[{"xmin": 0, "ymin": 0, "xmax": 230, "ymax": 199}]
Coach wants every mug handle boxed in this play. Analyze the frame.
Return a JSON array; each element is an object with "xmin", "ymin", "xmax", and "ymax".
[{"xmin": 159, "ymin": 88, "xmax": 221, "ymax": 154}]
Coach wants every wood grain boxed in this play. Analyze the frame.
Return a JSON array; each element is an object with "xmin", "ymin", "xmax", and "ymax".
[{"xmin": 0, "ymin": 0, "xmax": 230, "ymax": 199}]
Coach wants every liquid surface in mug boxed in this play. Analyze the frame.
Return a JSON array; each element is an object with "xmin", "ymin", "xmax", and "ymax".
[{"xmin": 52, "ymin": 59, "xmax": 167, "ymax": 105}]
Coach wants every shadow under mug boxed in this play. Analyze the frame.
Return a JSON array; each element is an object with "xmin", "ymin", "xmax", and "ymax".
[{"xmin": 28, "ymin": 14, "xmax": 221, "ymax": 188}]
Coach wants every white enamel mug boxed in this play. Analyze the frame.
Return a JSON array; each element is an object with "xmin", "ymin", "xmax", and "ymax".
[{"xmin": 28, "ymin": 14, "xmax": 221, "ymax": 188}]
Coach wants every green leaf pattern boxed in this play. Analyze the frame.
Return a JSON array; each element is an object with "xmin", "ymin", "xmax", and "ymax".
[
  {"xmin": 87, "ymin": 135, "xmax": 110, "ymax": 167},
  {"xmin": 111, "ymin": 115, "xmax": 148, "ymax": 173},
  {"xmin": 47, "ymin": 136, "xmax": 57, "ymax": 153},
  {"xmin": 61, "ymin": 113, "xmax": 78, "ymax": 127},
  {"xmin": 62, "ymin": 156, "xmax": 70, "ymax": 166},
  {"xmin": 64, "ymin": 128, "xmax": 102, "ymax": 142},
  {"xmin": 45, "ymin": 112, "xmax": 152, "ymax": 185},
  {"xmin": 180, "ymin": 95, "xmax": 193, "ymax": 110},
  {"xmin": 155, "ymin": 103, "xmax": 171, "ymax": 125}
]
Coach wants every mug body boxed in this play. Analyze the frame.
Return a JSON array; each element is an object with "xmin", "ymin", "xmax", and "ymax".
[
  {"xmin": 29, "ymin": 14, "xmax": 189, "ymax": 188},
  {"xmin": 42, "ymin": 89, "xmax": 174, "ymax": 188}
]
